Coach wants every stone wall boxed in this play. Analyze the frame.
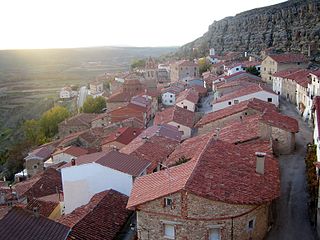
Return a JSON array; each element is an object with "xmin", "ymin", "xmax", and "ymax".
[
  {"xmin": 136, "ymin": 192, "xmax": 270, "ymax": 240},
  {"xmin": 197, "ymin": 108, "xmax": 259, "ymax": 136},
  {"xmin": 271, "ymin": 127, "xmax": 295, "ymax": 154},
  {"xmin": 25, "ymin": 158, "xmax": 44, "ymax": 177}
]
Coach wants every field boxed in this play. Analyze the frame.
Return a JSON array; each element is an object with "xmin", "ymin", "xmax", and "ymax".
[{"xmin": 0, "ymin": 46, "xmax": 177, "ymax": 150}]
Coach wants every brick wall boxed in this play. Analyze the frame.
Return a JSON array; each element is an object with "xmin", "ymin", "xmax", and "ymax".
[{"xmin": 136, "ymin": 191, "xmax": 270, "ymax": 240}]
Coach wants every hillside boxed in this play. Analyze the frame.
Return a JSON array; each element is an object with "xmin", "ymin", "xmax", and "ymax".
[{"xmin": 177, "ymin": 0, "xmax": 320, "ymax": 58}]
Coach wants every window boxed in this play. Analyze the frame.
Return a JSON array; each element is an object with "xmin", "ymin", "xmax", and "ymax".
[
  {"xmin": 234, "ymin": 100, "xmax": 239, "ymax": 104},
  {"xmin": 33, "ymin": 165, "xmax": 38, "ymax": 169},
  {"xmin": 183, "ymin": 106, "xmax": 187, "ymax": 109},
  {"xmin": 209, "ymin": 228, "xmax": 221, "ymax": 240},
  {"xmin": 267, "ymin": 98, "xmax": 272, "ymax": 102},
  {"xmin": 164, "ymin": 224, "xmax": 175, "ymax": 239},
  {"xmin": 236, "ymin": 68, "xmax": 239, "ymax": 71},
  {"xmin": 228, "ymin": 101, "xmax": 232, "ymax": 105},
  {"xmin": 170, "ymin": 95, "xmax": 173, "ymax": 98},
  {"xmin": 248, "ymin": 219, "xmax": 255, "ymax": 231},
  {"xmin": 164, "ymin": 197, "xmax": 173, "ymax": 207},
  {"xmin": 169, "ymin": 100, "xmax": 173, "ymax": 103}
]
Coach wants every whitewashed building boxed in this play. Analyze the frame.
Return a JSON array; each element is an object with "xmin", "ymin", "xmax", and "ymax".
[
  {"xmin": 212, "ymin": 84, "xmax": 279, "ymax": 112},
  {"xmin": 61, "ymin": 151, "xmax": 149, "ymax": 213}
]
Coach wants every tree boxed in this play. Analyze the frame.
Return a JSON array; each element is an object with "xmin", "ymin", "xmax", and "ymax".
[
  {"xmin": 198, "ymin": 58, "xmax": 211, "ymax": 76},
  {"xmin": 246, "ymin": 66, "xmax": 260, "ymax": 76},
  {"xmin": 130, "ymin": 59, "xmax": 146, "ymax": 70},
  {"xmin": 23, "ymin": 119, "xmax": 47, "ymax": 146},
  {"xmin": 82, "ymin": 96, "xmax": 106, "ymax": 113},
  {"xmin": 39, "ymin": 106, "xmax": 69, "ymax": 138}
]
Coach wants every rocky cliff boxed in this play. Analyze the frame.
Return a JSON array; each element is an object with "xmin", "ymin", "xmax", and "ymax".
[{"xmin": 177, "ymin": 0, "xmax": 320, "ymax": 59}]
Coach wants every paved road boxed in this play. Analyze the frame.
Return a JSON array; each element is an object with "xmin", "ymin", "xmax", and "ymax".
[
  {"xmin": 198, "ymin": 92, "xmax": 215, "ymax": 113},
  {"xmin": 266, "ymin": 99, "xmax": 318, "ymax": 240},
  {"xmin": 77, "ymin": 86, "xmax": 88, "ymax": 109}
]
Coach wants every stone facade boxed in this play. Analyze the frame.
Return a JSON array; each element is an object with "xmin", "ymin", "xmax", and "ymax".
[
  {"xmin": 136, "ymin": 192, "xmax": 271, "ymax": 240},
  {"xmin": 197, "ymin": 108, "xmax": 259, "ymax": 136},
  {"xmin": 281, "ymin": 77, "xmax": 297, "ymax": 105},
  {"xmin": 170, "ymin": 61, "xmax": 199, "ymax": 82},
  {"xmin": 261, "ymin": 56, "xmax": 308, "ymax": 84},
  {"xmin": 271, "ymin": 127, "xmax": 295, "ymax": 155},
  {"xmin": 25, "ymin": 158, "xmax": 45, "ymax": 177}
]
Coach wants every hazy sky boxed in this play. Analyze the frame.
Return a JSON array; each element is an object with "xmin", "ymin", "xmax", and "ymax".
[{"xmin": 0, "ymin": 0, "xmax": 286, "ymax": 50}]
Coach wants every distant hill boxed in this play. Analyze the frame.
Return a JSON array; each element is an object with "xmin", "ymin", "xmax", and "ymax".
[{"xmin": 176, "ymin": 0, "xmax": 320, "ymax": 59}]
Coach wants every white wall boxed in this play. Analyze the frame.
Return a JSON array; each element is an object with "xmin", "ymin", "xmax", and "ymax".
[
  {"xmin": 272, "ymin": 77, "xmax": 282, "ymax": 95},
  {"xmin": 52, "ymin": 153, "xmax": 75, "ymax": 164},
  {"xmin": 176, "ymin": 100, "xmax": 195, "ymax": 112},
  {"xmin": 60, "ymin": 90, "xmax": 71, "ymax": 99},
  {"xmin": 212, "ymin": 91, "xmax": 279, "ymax": 112},
  {"xmin": 226, "ymin": 65, "xmax": 245, "ymax": 76},
  {"xmin": 61, "ymin": 163, "xmax": 133, "ymax": 214},
  {"xmin": 168, "ymin": 121, "xmax": 191, "ymax": 140},
  {"xmin": 162, "ymin": 92, "xmax": 176, "ymax": 106}
]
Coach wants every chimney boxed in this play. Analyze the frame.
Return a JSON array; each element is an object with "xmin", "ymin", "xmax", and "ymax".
[
  {"xmin": 214, "ymin": 128, "xmax": 220, "ymax": 140},
  {"xmin": 71, "ymin": 158, "xmax": 76, "ymax": 166},
  {"xmin": 33, "ymin": 207, "xmax": 40, "ymax": 218},
  {"xmin": 133, "ymin": 130, "xmax": 137, "ymax": 136},
  {"xmin": 255, "ymin": 152, "xmax": 266, "ymax": 175},
  {"xmin": 156, "ymin": 129, "xmax": 160, "ymax": 136}
]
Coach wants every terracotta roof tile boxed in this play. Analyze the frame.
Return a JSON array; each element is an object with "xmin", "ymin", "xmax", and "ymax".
[
  {"xmin": 14, "ymin": 169, "xmax": 62, "ymax": 200},
  {"xmin": 196, "ymin": 98, "xmax": 277, "ymax": 127},
  {"xmin": 176, "ymin": 88, "xmax": 199, "ymax": 104},
  {"xmin": 26, "ymin": 196, "xmax": 60, "ymax": 218},
  {"xmin": 127, "ymin": 135, "xmax": 279, "ymax": 208},
  {"xmin": 0, "ymin": 207, "xmax": 70, "ymax": 240},
  {"xmin": 58, "ymin": 190, "xmax": 132, "ymax": 240},
  {"xmin": 214, "ymin": 84, "xmax": 276, "ymax": 104},
  {"xmin": 154, "ymin": 106, "xmax": 196, "ymax": 128},
  {"xmin": 269, "ymin": 53, "xmax": 308, "ymax": 63},
  {"xmin": 120, "ymin": 128, "xmax": 180, "ymax": 173},
  {"xmin": 53, "ymin": 146, "xmax": 89, "ymax": 157},
  {"xmin": 61, "ymin": 151, "xmax": 149, "ymax": 177},
  {"xmin": 101, "ymin": 127, "xmax": 143, "ymax": 146},
  {"xmin": 59, "ymin": 113, "xmax": 97, "ymax": 128}
]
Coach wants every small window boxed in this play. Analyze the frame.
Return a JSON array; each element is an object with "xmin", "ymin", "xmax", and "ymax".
[
  {"xmin": 183, "ymin": 106, "xmax": 187, "ymax": 109},
  {"xmin": 236, "ymin": 68, "xmax": 239, "ymax": 71},
  {"xmin": 267, "ymin": 98, "xmax": 272, "ymax": 102},
  {"xmin": 33, "ymin": 165, "xmax": 38, "ymax": 169},
  {"xmin": 244, "ymin": 112, "xmax": 248, "ymax": 116},
  {"xmin": 234, "ymin": 100, "xmax": 239, "ymax": 104},
  {"xmin": 170, "ymin": 95, "xmax": 173, "ymax": 98},
  {"xmin": 164, "ymin": 197, "xmax": 173, "ymax": 207},
  {"xmin": 164, "ymin": 224, "xmax": 175, "ymax": 239},
  {"xmin": 169, "ymin": 100, "xmax": 173, "ymax": 103},
  {"xmin": 209, "ymin": 228, "xmax": 221, "ymax": 240},
  {"xmin": 228, "ymin": 101, "xmax": 232, "ymax": 105},
  {"xmin": 248, "ymin": 219, "xmax": 255, "ymax": 231},
  {"xmin": 177, "ymin": 125, "xmax": 180, "ymax": 129}
]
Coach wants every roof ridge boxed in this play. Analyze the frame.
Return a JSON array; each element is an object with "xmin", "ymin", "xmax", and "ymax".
[{"xmin": 183, "ymin": 131, "xmax": 217, "ymax": 190}]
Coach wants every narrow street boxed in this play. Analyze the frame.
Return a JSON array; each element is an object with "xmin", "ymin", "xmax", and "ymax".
[{"xmin": 266, "ymin": 99, "xmax": 318, "ymax": 240}]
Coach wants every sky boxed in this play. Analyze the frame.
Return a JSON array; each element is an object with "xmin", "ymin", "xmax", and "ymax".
[{"xmin": 0, "ymin": 0, "xmax": 286, "ymax": 50}]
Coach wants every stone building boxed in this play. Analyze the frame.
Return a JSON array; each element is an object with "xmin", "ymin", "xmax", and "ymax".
[
  {"xmin": 196, "ymin": 98, "xmax": 277, "ymax": 135},
  {"xmin": 58, "ymin": 113, "xmax": 97, "ymax": 138},
  {"xmin": 170, "ymin": 60, "xmax": 199, "ymax": 82},
  {"xmin": 261, "ymin": 53, "xmax": 308, "ymax": 84},
  {"xmin": 127, "ymin": 135, "xmax": 280, "ymax": 240},
  {"xmin": 107, "ymin": 73, "xmax": 145, "ymax": 111}
]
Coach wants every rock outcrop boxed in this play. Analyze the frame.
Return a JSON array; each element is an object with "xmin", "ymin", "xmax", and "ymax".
[{"xmin": 177, "ymin": 0, "xmax": 320, "ymax": 58}]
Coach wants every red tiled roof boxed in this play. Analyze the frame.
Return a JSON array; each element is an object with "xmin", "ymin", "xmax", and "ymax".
[
  {"xmin": 176, "ymin": 88, "xmax": 199, "ymax": 104},
  {"xmin": 58, "ymin": 190, "xmax": 132, "ymax": 240},
  {"xmin": 120, "ymin": 132, "xmax": 179, "ymax": 173},
  {"xmin": 101, "ymin": 127, "xmax": 143, "ymax": 146},
  {"xmin": 260, "ymin": 110, "xmax": 299, "ymax": 133},
  {"xmin": 188, "ymin": 85, "xmax": 207, "ymax": 95},
  {"xmin": 272, "ymin": 68, "xmax": 301, "ymax": 78},
  {"xmin": 14, "ymin": 169, "xmax": 62, "ymax": 200},
  {"xmin": 61, "ymin": 151, "xmax": 150, "ymax": 177},
  {"xmin": 195, "ymin": 98, "xmax": 277, "ymax": 127},
  {"xmin": 154, "ymin": 106, "xmax": 196, "ymax": 128},
  {"xmin": 172, "ymin": 60, "xmax": 198, "ymax": 67},
  {"xmin": 108, "ymin": 104, "xmax": 146, "ymax": 123},
  {"xmin": 0, "ymin": 207, "xmax": 70, "ymax": 240},
  {"xmin": 53, "ymin": 146, "xmax": 89, "ymax": 157},
  {"xmin": 214, "ymin": 84, "xmax": 276, "ymax": 104},
  {"xmin": 286, "ymin": 69, "xmax": 313, "ymax": 88},
  {"xmin": 223, "ymin": 72, "xmax": 261, "ymax": 81},
  {"xmin": 268, "ymin": 53, "xmax": 308, "ymax": 63},
  {"xmin": 26, "ymin": 145, "xmax": 55, "ymax": 160},
  {"xmin": 127, "ymin": 136, "xmax": 280, "ymax": 208},
  {"xmin": 26, "ymin": 195, "xmax": 60, "ymax": 218},
  {"xmin": 59, "ymin": 113, "xmax": 97, "ymax": 128}
]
